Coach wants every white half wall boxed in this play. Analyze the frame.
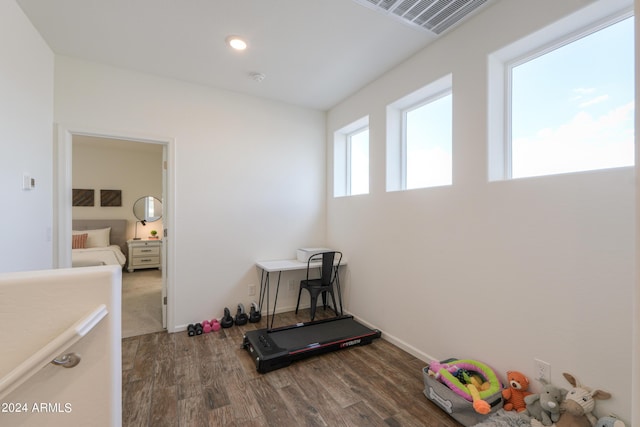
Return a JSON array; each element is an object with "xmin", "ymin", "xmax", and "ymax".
[
  {"xmin": 54, "ymin": 56, "xmax": 327, "ymax": 332},
  {"xmin": 0, "ymin": 0, "xmax": 54, "ymax": 273},
  {"xmin": 328, "ymin": 0, "xmax": 634, "ymax": 422}
]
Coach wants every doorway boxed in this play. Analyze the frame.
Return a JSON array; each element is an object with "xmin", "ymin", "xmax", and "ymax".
[{"xmin": 55, "ymin": 125, "xmax": 174, "ymax": 335}]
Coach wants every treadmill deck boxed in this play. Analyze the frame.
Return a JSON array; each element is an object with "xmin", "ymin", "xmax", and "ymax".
[{"xmin": 242, "ymin": 316, "xmax": 381, "ymax": 373}]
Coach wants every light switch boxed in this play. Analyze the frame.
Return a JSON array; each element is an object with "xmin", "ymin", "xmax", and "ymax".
[{"xmin": 22, "ymin": 174, "xmax": 35, "ymax": 190}]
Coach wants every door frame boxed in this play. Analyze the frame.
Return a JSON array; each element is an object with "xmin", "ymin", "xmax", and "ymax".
[{"xmin": 54, "ymin": 124, "xmax": 175, "ymax": 333}]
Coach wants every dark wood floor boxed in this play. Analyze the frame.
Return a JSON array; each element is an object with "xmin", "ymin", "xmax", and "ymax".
[{"xmin": 122, "ymin": 309, "xmax": 463, "ymax": 427}]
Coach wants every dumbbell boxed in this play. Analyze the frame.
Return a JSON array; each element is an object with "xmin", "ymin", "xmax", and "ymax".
[
  {"xmin": 249, "ymin": 302, "xmax": 261, "ymax": 323},
  {"xmin": 211, "ymin": 318, "xmax": 221, "ymax": 331},
  {"xmin": 187, "ymin": 324, "xmax": 196, "ymax": 337},
  {"xmin": 220, "ymin": 307, "xmax": 234, "ymax": 328},
  {"xmin": 235, "ymin": 303, "xmax": 248, "ymax": 326},
  {"xmin": 195, "ymin": 323, "xmax": 203, "ymax": 335},
  {"xmin": 202, "ymin": 320, "xmax": 212, "ymax": 333}
]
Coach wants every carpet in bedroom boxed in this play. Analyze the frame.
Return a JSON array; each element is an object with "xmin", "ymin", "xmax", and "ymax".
[{"xmin": 122, "ymin": 269, "xmax": 164, "ymax": 338}]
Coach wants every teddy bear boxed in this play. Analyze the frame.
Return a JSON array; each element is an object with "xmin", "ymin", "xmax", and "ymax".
[
  {"xmin": 523, "ymin": 380, "xmax": 566, "ymax": 425},
  {"xmin": 501, "ymin": 370, "xmax": 532, "ymax": 412}
]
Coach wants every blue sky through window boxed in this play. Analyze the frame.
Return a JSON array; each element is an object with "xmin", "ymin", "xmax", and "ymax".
[
  {"xmin": 349, "ymin": 128, "xmax": 369, "ymax": 195},
  {"xmin": 405, "ymin": 93, "xmax": 453, "ymax": 189},
  {"xmin": 511, "ymin": 16, "xmax": 634, "ymax": 178}
]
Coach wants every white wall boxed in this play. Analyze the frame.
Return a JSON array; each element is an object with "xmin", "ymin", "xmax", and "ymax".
[
  {"xmin": 54, "ymin": 56, "xmax": 327, "ymax": 331},
  {"xmin": 0, "ymin": 266, "xmax": 122, "ymax": 426},
  {"xmin": 0, "ymin": 0, "xmax": 54, "ymax": 273},
  {"xmin": 72, "ymin": 136, "xmax": 164, "ymax": 239},
  {"xmin": 328, "ymin": 0, "xmax": 634, "ymax": 422}
]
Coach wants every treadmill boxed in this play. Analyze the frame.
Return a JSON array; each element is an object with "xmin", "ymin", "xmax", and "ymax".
[{"xmin": 242, "ymin": 315, "xmax": 382, "ymax": 373}]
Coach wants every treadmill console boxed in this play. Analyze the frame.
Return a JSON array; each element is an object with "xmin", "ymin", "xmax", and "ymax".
[{"xmin": 242, "ymin": 331, "xmax": 290, "ymax": 372}]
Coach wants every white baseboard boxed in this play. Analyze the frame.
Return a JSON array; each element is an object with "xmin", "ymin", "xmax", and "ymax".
[{"xmin": 348, "ymin": 312, "xmax": 436, "ymax": 365}]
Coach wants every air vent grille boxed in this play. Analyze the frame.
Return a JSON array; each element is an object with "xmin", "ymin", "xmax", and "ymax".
[{"xmin": 353, "ymin": 0, "xmax": 494, "ymax": 35}]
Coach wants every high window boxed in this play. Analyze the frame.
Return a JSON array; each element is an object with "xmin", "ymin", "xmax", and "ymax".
[
  {"xmin": 387, "ymin": 74, "xmax": 453, "ymax": 191},
  {"xmin": 346, "ymin": 127, "xmax": 369, "ymax": 195},
  {"xmin": 404, "ymin": 93, "xmax": 453, "ymax": 189},
  {"xmin": 334, "ymin": 117, "xmax": 369, "ymax": 197},
  {"xmin": 489, "ymin": 11, "xmax": 634, "ymax": 180}
]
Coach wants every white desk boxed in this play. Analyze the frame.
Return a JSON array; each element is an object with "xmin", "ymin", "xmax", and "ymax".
[
  {"xmin": 256, "ymin": 259, "xmax": 324, "ymax": 273},
  {"xmin": 256, "ymin": 258, "xmax": 346, "ymax": 329}
]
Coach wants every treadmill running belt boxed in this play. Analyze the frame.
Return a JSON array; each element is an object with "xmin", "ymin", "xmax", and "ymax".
[
  {"xmin": 270, "ymin": 317, "xmax": 375, "ymax": 350},
  {"xmin": 242, "ymin": 316, "xmax": 381, "ymax": 373}
]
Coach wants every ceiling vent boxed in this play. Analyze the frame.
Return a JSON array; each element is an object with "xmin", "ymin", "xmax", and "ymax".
[{"xmin": 352, "ymin": 0, "xmax": 495, "ymax": 35}]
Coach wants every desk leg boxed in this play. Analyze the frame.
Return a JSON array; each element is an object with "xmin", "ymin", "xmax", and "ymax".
[
  {"xmin": 270, "ymin": 271, "xmax": 282, "ymax": 330},
  {"xmin": 259, "ymin": 269, "xmax": 268, "ymax": 313},
  {"xmin": 259, "ymin": 269, "xmax": 282, "ymax": 331},
  {"xmin": 259, "ymin": 269, "xmax": 274, "ymax": 331},
  {"xmin": 335, "ymin": 267, "xmax": 344, "ymax": 316}
]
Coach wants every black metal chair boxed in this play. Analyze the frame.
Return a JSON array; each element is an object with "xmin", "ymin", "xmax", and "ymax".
[{"xmin": 295, "ymin": 251, "xmax": 343, "ymax": 321}]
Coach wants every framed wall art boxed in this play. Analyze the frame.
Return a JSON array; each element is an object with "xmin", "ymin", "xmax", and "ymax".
[
  {"xmin": 100, "ymin": 189, "xmax": 122, "ymax": 207},
  {"xmin": 72, "ymin": 189, "xmax": 94, "ymax": 207}
]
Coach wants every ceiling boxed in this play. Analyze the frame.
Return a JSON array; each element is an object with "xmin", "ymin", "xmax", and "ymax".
[{"xmin": 16, "ymin": 0, "xmax": 496, "ymax": 111}]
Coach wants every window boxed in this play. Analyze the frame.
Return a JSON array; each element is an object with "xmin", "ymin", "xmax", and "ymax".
[
  {"xmin": 387, "ymin": 74, "xmax": 453, "ymax": 191},
  {"xmin": 347, "ymin": 127, "xmax": 369, "ymax": 195},
  {"xmin": 489, "ymin": 10, "xmax": 634, "ymax": 180},
  {"xmin": 334, "ymin": 117, "xmax": 369, "ymax": 197},
  {"xmin": 404, "ymin": 93, "xmax": 453, "ymax": 189}
]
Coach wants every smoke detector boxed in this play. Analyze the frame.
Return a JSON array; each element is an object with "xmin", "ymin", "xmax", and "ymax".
[
  {"xmin": 352, "ymin": 0, "xmax": 496, "ymax": 36},
  {"xmin": 249, "ymin": 72, "xmax": 266, "ymax": 83}
]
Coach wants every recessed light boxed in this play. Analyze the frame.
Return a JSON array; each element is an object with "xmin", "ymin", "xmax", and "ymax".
[{"xmin": 226, "ymin": 35, "xmax": 247, "ymax": 51}]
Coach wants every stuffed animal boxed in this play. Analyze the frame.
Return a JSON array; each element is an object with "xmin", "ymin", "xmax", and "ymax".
[
  {"xmin": 502, "ymin": 371, "xmax": 532, "ymax": 412},
  {"xmin": 523, "ymin": 380, "xmax": 566, "ymax": 426},
  {"xmin": 555, "ymin": 372, "xmax": 611, "ymax": 427},
  {"xmin": 467, "ymin": 383, "xmax": 491, "ymax": 415},
  {"xmin": 427, "ymin": 360, "xmax": 458, "ymax": 379},
  {"xmin": 595, "ymin": 416, "xmax": 625, "ymax": 427}
]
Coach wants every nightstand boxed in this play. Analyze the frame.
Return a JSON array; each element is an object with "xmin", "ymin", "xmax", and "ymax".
[{"xmin": 127, "ymin": 239, "xmax": 162, "ymax": 273}]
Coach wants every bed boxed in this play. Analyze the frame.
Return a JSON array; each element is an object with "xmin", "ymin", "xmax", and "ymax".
[{"xmin": 72, "ymin": 219, "xmax": 128, "ymax": 268}]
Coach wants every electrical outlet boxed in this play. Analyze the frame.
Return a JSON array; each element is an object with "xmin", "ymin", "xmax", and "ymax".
[
  {"xmin": 248, "ymin": 284, "xmax": 256, "ymax": 296},
  {"xmin": 534, "ymin": 358, "xmax": 551, "ymax": 383}
]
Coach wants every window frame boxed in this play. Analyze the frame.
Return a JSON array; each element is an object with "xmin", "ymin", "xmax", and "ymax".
[
  {"xmin": 488, "ymin": 5, "xmax": 634, "ymax": 181},
  {"xmin": 401, "ymin": 89, "xmax": 453, "ymax": 190},
  {"xmin": 345, "ymin": 126, "xmax": 369, "ymax": 196},
  {"xmin": 386, "ymin": 74, "xmax": 453, "ymax": 192},
  {"xmin": 333, "ymin": 116, "xmax": 369, "ymax": 198}
]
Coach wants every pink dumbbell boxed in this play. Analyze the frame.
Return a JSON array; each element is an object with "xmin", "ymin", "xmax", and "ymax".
[
  {"xmin": 202, "ymin": 320, "xmax": 212, "ymax": 333},
  {"xmin": 211, "ymin": 318, "xmax": 221, "ymax": 331}
]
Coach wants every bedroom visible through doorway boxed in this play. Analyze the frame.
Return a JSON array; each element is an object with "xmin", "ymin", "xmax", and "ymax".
[{"xmin": 70, "ymin": 134, "xmax": 167, "ymax": 337}]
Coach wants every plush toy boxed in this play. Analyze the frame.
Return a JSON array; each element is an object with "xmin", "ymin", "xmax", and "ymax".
[
  {"xmin": 502, "ymin": 371, "xmax": 532, "ymax": 412},
  {"xmin": 467, "ymin": 383, "xmax": 491, "ymax": 415},
  {"xmin": 523, "ymin": 380, "xmax": 566, "ymax": 426},
  {"xmin": 595, "ymin": 416, "xmax": 626, "ymax": 427},
  {"xmin": 467, "ymin": 373, "xmax": 491, "ymax": 391},
  {"xmin": 555, "ymin": 373, "xmax": 611, "ymax": 427},
  {"xmin": 427, "ymin": 360, "xmax": 458, "ymax": 379},
  {"xmin": 432, "ymin": 359, "xmax": 502, "ymax": 402}
]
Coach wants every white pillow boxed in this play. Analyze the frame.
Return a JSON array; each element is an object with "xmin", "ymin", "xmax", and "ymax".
[{"xmin": 73, "ymin": 227, "xmax": 110, "ymax": 248}]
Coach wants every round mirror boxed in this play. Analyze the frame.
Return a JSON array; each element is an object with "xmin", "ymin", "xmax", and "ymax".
[{"xmin": 133, "ymin": 196, "xmax": 163, "ymax": 222}]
